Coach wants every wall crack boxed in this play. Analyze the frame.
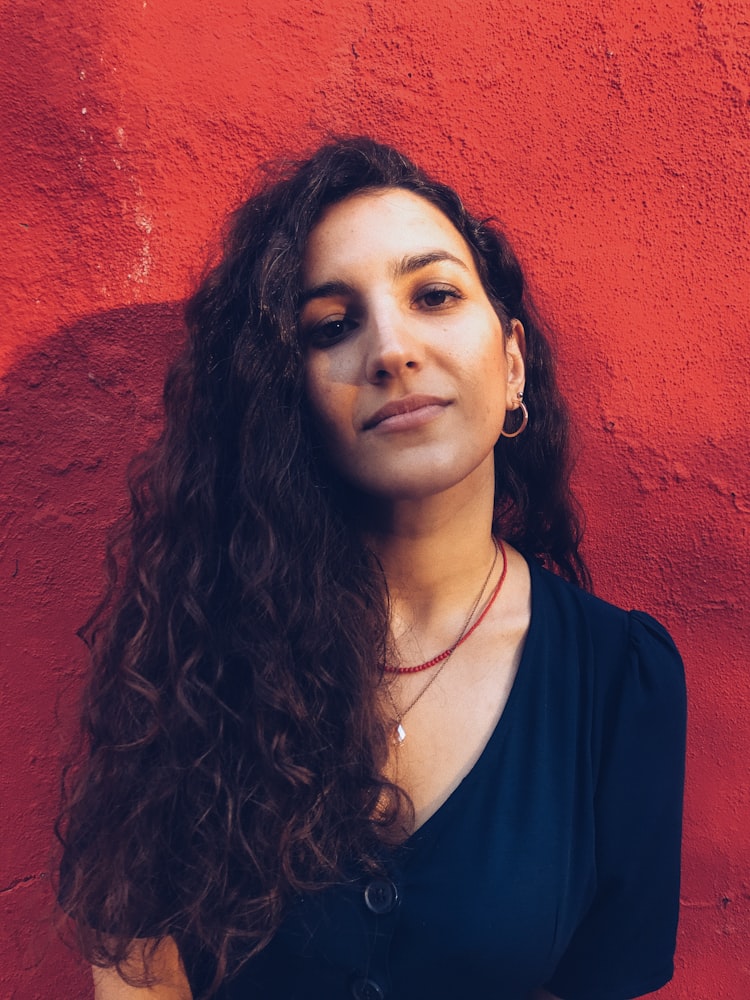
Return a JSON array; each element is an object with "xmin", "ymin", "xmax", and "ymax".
[{"xmin": 0, "ymin": 872, "xmax": 48, "ymax": 895}]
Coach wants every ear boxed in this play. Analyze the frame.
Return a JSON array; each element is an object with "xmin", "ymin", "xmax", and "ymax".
[{"xmin": 504, "ymin": 318, "xmax": 526, "ymax": 409}]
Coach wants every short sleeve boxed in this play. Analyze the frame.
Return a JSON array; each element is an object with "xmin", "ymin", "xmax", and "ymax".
[{"xmin": 545, "ymin": 611, "xmax": 687, "ymax": 1000}]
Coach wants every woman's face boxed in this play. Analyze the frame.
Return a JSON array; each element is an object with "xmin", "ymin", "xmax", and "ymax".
[{"xmin": 300, "ymin": 188, "xmax": 525, "ymax": 502}]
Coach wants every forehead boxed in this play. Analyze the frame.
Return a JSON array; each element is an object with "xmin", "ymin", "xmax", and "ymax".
[{"xmin": 302, "ymin": 187, "xmax": 476, "ymax": 282}]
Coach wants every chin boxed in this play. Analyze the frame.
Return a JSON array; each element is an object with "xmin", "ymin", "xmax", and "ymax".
[
  {"xmin": 330, "ymin": 445, "xmax": 497, "ymax": 506},
  {"xmin": 356, "ymin": 467, "xmax": 484, "ymax": 503}
]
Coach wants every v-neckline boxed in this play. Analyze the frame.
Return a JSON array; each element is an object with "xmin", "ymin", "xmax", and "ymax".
[{"xmin": 396, "ymin": 557, "xmax": 540, "ymax": 848}]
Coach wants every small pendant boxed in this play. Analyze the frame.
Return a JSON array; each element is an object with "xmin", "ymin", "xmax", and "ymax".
[{"xmin": 395, "ymin": 722, "xmax": 406, "ymax": 744}]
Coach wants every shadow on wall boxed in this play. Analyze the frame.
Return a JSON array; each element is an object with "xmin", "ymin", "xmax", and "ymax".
[
  {"xmin": 3, "ymin": 301, "xmax": 185, "ymax": 561},
  {"xmin": 0, "ymin": 303, "xmax": 185, "ymax": 1000}
]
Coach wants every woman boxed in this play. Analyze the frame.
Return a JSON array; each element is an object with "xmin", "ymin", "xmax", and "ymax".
[{"xmin": 59, "ymin": 137, "xmax": 686, "ymax": 1000}]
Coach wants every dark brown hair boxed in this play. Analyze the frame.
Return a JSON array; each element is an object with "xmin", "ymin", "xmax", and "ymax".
[{"xmin": 58, "ymin": 136, "xmax": 589, "ymax": 995}]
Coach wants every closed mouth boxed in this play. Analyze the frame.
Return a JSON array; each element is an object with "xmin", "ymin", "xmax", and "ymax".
[{"xmin": 362, "ymin": 395, "xmax": 450, "ymax": 430}]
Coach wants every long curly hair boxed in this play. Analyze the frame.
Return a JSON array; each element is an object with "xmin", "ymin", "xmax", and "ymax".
[{"xmin": 58, "ymin": 137, "xmax": 589, "ymax": 995}]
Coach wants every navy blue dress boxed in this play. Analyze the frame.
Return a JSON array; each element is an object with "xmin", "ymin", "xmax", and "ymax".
[{"xmin": 192, "ymin": 560, "xmax": 686, "ymax": 1000}]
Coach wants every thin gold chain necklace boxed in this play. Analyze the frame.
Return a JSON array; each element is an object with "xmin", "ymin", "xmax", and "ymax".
[{"xmin": 384, "ymin": 539, "xmax": 506, "ymax": 744}]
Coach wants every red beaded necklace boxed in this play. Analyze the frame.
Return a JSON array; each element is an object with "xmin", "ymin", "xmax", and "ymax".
[{"xmin": 384, "ymin": 540, "xmax": 508, "ymax": 675}]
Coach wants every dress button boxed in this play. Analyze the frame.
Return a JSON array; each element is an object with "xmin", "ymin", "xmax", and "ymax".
[
  {"xmin": 350, "ymin": 976, "xmax": 386, "ymax": 1000},
  {"xmin": 363, "ymin": 878, "xmax": 399, "ymax": 914}
]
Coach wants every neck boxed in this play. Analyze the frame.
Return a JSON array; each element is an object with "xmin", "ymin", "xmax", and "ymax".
[
  {"xmin": 372, "ymin": 513, "xmax": 496, "ymax": 599},
  {"xmin": 363, "ymin": 466, "xmax": 498, "ymax": 654}
]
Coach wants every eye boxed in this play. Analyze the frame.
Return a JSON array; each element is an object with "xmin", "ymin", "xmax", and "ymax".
[
  {"xmin": 305, "ymin": 314, "xmax": 358, "ymax": 348},
  {"xmin": 416, "ymin": 285, "xmax": 463, "ymax": 309}
]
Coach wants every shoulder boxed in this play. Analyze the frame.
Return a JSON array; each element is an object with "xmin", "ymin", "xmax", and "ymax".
[
  {"xmin": 530, "ymin": 557, "xmax": 625, "ymax": 630},
  {"xmin": 527, "ymin": 560, "xmax": 686, "ymax": 733},
  {"xmin": 529, "ymin": 559, "xmax": 682, "ymax": 667}
]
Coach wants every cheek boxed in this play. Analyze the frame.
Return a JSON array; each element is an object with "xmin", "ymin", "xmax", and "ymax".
[
  {"xmin": 475, "ymin": 350, "xmax": 509, "ymax": 432},
  {"xmin": 466, "ymin": 337, "xmax": 507, "ymax": 400},
  {"xmin": 304, "ymin": 367, "xmax": 353, "ymax": 447},
  {"xmin": 303, "ymin": 357, "xmax": 330, "ymax": 417}
]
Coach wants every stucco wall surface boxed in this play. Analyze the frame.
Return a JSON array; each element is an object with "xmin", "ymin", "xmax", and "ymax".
[{"xmin": 1, "ymin": 1, "xmax": 748, "ymax": 997}]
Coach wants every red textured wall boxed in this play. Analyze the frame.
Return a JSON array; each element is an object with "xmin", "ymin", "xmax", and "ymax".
[{"xmin": 2, "ymin": 1, "xmax": 748, "ymax": 997}]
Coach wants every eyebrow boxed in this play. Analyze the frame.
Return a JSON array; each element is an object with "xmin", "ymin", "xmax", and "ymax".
[
  {"xmin": 299, "ymin": 280, "xmax": 355, "ymax": 307},
  {"xmin": 300, "ymin": 251, "xmax": 470, "ymax": 307},
  {"xmin": 391, "ymin": 251, "xmax": 470, "ymax": 279}
]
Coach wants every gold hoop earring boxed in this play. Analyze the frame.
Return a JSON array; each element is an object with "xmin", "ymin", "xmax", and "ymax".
[{"xmin": 500, "ymin": 393, "xmax": 528, "ymax": 439}]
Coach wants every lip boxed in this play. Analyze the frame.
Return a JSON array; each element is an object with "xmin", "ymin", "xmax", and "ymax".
[{"xmin": 362, "ymin": 394, "xmax": 451, "ymax": 431}]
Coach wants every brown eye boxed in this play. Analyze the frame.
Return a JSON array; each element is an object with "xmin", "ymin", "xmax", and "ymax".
[
  {"xmin": 307, "ymin": 316, "xmax": 358, "ymax": 348},
  {"xmin": 418, "ymin": 286, "xmax": 462, "ymax": 308}
]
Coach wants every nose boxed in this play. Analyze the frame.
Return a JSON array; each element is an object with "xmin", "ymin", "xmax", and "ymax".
[{"xmin": 364, "ymin": 304, "xmax": 423, "ymax": 383}]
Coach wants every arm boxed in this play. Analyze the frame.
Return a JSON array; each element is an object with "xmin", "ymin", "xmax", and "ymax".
[
  {"xmin": 92, "ymin": 938, "xmax": 192, "ymax": 1000},
  {"xmin": 544, "ymin": 611, "xmax": 686, "ymax": 1000}
]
